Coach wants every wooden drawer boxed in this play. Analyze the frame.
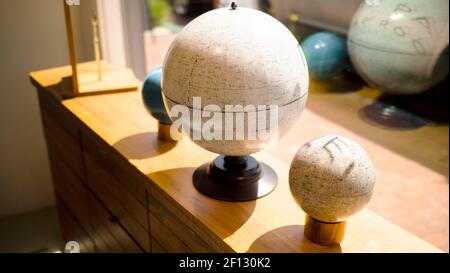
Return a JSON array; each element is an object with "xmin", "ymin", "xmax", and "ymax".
[
  {"xmin": 89, "ymin": 192, "xmax": 143, "ymax": 253},
  {"xmin": 151, "ymin": 238, "xmax": 167, "ymax": 253},
  {"xmin": 41, "ymin": 110, "xmax": 85, "ymax": 181},
  {"xmin": 37, "ymin": 87, "xmax": 80, "ymax": 139},
  {"xmin": 84, "ymin": 151, "xmax": 150, "ymax": 252},
  {"xmin": 150, "ymin": 213, "xmax": 192, "ymax": 253},
  {"xmin": 48, "ymin": 146, "xmax": 91, "ymax": 234},
  {"xmin": 148, "ymin": 191, "xmax": 213, "ymax": 253},
  {"xmin": 56, "ymin": 197, "xmax": 95, "ymax": 253},
  {"xmin": 81, "ymin": 128, "xmax": 147, "ymax": 205}
]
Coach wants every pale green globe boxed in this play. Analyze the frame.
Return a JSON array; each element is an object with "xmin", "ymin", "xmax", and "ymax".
[{"xmin": 348, "ymin": 0, "xmax": 449, "ymax": 95}]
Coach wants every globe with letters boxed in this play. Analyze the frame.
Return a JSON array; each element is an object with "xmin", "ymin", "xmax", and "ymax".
[
  {"xmin": 161, "ymin": 6, "xmax": 309, "ymax": 156},
  {"xmin": 348, "ymin": 0, "xmax": 449, "ymax": 95}
]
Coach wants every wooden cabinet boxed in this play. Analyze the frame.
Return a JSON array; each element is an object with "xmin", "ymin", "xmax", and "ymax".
[
  {"xmin": 83, "ymin": 137, "xmax": 150, "ymax": 252},
  {"xmin": 47, "ymin": 145, "xmax": 91, "ymax": 235},
  {"xmin": 89, "ymin": 191, "xmax": 143, "ymax": 253},
  {"xmin": 56, "ymin": 197, "xmax": 95, "ymax": 253},
  {"xmin": 36, "ymin": 76, "xmax": 149, "ymax": 253},
  {"xmin": 30, "ymin": 62, "xmax": 441, "ymax": 253},
  {"xmin": 148, "ymin": 188, "xmax": 214, "ymax": 253}
]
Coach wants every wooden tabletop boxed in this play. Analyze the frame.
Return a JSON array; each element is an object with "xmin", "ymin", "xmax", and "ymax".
[{"xmin": 30, "ymin": 62, "xmax": 442, "ymax": 252}]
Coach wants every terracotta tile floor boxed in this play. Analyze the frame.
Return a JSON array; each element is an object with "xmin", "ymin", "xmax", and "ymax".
[
  {"xmin": 145, "ymin": 28, "xmax": 178, "ymax": 72},
  {"xmin": 143, "ymin": 30, "xmax": 449, "ymax": 252},
  {"xmin": 270, "ymin": 111, "xmax": 449, "ymax": 252}
]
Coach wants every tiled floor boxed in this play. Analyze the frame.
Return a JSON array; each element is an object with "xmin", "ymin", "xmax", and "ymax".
[{"xmin": 143, "ymin": 29, "xmax": 449, "ymax": 252}]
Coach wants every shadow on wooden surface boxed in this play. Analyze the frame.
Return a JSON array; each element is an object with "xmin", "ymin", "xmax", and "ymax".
[
  {"xmin": 114, "ymin": 132, "xmax": 177, "ymax": 160},
  {"xmin": 248, "ymin": 225, "xmax": 342, "ymax": 253},
  {"xmin": 148, "ymin": 166, "xmax": 257, "ymax": 241}
]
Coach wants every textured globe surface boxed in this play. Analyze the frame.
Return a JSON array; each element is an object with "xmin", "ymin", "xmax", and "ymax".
[
  {"xmin": 289, "ymin": 135, "xmax": 375, "ymax": 223},
  {"xmin": 162, "ymin": 7, "xmax": 309, "ymax": 156},
  {"xmin": 301, "ymin": 32, "xmax": 348, "ymax": 81},
  {"xmin": 348, "ymin": 0, "xmax": 449, "ymax": 95}
]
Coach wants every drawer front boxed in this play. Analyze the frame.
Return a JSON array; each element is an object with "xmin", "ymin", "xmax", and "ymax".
[
  {"xmin": 84, "ymin": 151, "xmax": 150, "ymax": 252},
  {"xmin": 89, "ymin": 192, "xmax": 143, "ymax": 253},
  {"xmin": 151, "ymin": 238, "xmax": 167, "ymax": 253},
  {"xmin": 41, "ymin": 110, "xmax": 85, "ymax": 181},
  {"xmin": 148, "ymin": 190, "xmax": 214, "ymax": 253},
  {"xmin": 48, "ymin": 146, "xmax": 91, "ymax": 234},
  {"xmin": 150, "ymin": 213, "xmax": 192, "ymax": 253},
  {"xmin": 82, "ymin": 128, "xmax": 147, "ymax": 205},
  {"xmin": 56, "ymin": 197, "xmax": 95, "ymax": 253},
  {"xmin": 37, "ymin": 87, "xmax": 80, "ymax": 139}
]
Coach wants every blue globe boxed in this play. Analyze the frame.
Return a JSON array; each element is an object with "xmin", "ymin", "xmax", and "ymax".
[
  {"xmin": 142, "ymin": 66, "xmax": 172, "ymax": 125},
  {"xmin": 301, "ymin": 32, "xmax": 348, "ymax": 81}
]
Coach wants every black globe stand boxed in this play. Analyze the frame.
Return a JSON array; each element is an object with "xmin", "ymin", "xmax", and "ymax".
[{"xmin": 193, "ymin": 155, "xmax": 278, "ymax": 201}]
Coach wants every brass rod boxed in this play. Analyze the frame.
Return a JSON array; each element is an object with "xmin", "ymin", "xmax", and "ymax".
[{"xmin": 92, "ymin": 12, "xmax": 102, "ymax": 81}]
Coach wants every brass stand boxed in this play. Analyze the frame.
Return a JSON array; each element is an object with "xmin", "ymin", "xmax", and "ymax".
[
  {"xmin": 158, "ymin": 122, "xmax": 182, "ymax": 142},
  {"xmin": 304, "ymin": 215, "xmax": 346, "ymax": 246}
]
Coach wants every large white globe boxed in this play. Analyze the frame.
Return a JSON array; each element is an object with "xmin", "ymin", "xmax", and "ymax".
[
  {"xmin": 162, "ymin": 7, "xmax": 309, "ymax": 156},
  {"xmin": 348, "ymin": 0, "xmax": 449, "ymax": 95}
]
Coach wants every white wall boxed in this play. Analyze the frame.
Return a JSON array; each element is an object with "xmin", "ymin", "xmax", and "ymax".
[
  {"xmin": 270, "ymin": 0, "xmax": 363, "ymax": 34},
  {"xmin": 220, "ymin": 0, "xmax": 362, "ymax": 33},
  {"xmin": 218, "ymin": 0, "xmax": 259, "ymax": 8},
  {"xmin": 0, "ymin": 0, "xmax": 95, "ymax": 218}
]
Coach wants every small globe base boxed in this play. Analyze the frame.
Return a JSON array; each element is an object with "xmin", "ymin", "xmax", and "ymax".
[
  {"xmin": 157, "ymin": 122, "xmax": 181, "ymax": 142},
  {"xmin": 304, "ymin": 215, "xmax": 347, "ymax": 246},
  {"xmin": 193, "ymin": 155, "xmax": 277, "ymax": 201}
]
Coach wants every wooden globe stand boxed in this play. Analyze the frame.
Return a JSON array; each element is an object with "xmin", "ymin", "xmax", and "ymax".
[
  {"xmin": 304, "ymin": 215, "xmax": 347, "ymax": 246},
  {"xmin": 193, "ymin": 155, "xmax": 277, "ymax": 201},
  {"xmin": 157, "ymin": 122, "xmax": 182, "ymax": 142}
]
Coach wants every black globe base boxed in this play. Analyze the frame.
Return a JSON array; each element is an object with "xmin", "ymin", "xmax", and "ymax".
[{"xmin": 193, "ymin": 155, "xmax": 277, "ymax": 201}]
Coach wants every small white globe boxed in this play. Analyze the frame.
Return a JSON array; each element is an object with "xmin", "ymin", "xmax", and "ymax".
[
  {"xmin": 162, "ymin": 7, "xmax": 309, "ymax": 156},
  {"xmin": 289, "ymin": 135, "xmax": 376, "ymax": 223}
]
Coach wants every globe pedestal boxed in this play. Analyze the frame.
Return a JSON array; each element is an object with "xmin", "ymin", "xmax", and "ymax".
[
  {"xmin": 193, "ymin": 155, "xmax": 277, "ymax": 201},
  {"xmin": 157, "ymin": 122, "xmax": 182, "ymax": 142},
  {"xmin": 304, "ymin": 215, "xmax": 347, "ymax": 246}
]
